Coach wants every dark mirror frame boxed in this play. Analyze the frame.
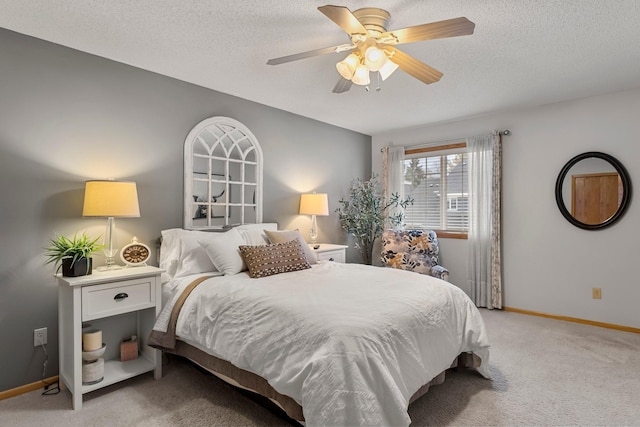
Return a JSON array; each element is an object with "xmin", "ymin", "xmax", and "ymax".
[{"xmin": 555, "ymin": 151, "xmax": 632, "ymax": 230}]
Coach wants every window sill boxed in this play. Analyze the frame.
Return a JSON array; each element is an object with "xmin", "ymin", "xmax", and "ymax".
[{"xmin": 433, "ymin": 231, "xmax": 468, "ymax": 240}]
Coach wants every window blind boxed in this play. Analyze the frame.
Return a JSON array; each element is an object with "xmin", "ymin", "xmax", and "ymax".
[{"xmin": 403, "ymin": 150, "xmax": 469, "ymax": 232}]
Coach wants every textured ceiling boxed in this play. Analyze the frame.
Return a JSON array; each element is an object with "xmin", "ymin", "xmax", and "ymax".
[{"xmin": 1, "ymin": 1, "xmax": 640, "ymax": 135}]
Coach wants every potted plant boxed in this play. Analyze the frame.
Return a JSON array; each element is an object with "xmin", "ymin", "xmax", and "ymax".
[
  {"xmin": 336, "ymin": 175, "xmax": 413, "ymax": 265},
  {"xmin": 44, "ymin": 232, "xmax": 104, "ymax": 277}
]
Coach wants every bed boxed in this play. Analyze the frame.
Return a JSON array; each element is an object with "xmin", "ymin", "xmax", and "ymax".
[{"xmin": 149, "ymin": 224, "xmax": 490, "ymax": 426}]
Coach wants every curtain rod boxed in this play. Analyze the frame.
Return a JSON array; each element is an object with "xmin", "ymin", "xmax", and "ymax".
[{"xmin": 380, "ymin": 129, "xmax": 511, "ymax": 152}]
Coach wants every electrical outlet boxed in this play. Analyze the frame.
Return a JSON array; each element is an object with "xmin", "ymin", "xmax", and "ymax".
[
  {"xmin": 34, "ymin": 327, "xmax": 47, "ymax": 346},
  {"xmin": 592, "ymin": 288, "xmax": 602, "ymax": 299}
]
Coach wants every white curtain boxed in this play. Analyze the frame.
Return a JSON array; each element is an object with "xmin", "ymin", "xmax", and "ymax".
[
  {"xmin": 467, "ymin": 132, "xmax": 503, "ymax": 309},
  {"xmin": 382, "ymin": 145, "xmax": 405, "ymax": 228}
]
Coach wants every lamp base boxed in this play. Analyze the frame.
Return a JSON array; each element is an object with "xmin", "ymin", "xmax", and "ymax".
[
  {"xmin": 96, "ymin": 253, "xmax": 122, "ymax": 271},
  {"xmin": 309, "ymin": 214, "xmax": 319, "ymax": 245}
]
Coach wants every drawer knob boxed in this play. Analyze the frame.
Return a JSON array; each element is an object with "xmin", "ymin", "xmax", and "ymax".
[{"xmin": 114, "ymin": 292, "xmax": 129, "ymax": 301}]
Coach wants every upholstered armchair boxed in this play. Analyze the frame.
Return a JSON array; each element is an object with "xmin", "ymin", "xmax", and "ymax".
[{"xmin": 380, "ymin": 229, "xmax": 450, "ymax": 281}]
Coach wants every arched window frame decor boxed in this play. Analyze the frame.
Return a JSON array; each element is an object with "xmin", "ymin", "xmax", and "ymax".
[{"xmin": 183, "ymin": 117, "xmax": 263, "ymax": 230}]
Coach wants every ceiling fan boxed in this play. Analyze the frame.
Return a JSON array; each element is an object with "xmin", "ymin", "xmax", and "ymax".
[{"xmin": 267, "ymin": 5, "xmax": 475, "ymax": 93}]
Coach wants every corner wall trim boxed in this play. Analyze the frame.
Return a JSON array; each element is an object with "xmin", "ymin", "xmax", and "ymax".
[
  {"xmin": 503, "ymin": 307, "xmax": 640, "ymax": 334},
  {"xmin": 0, "ymin": 376, "xmax": 59, "ymax": 401}
]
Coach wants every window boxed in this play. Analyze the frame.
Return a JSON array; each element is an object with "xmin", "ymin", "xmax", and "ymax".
[{"xmin": 402, "ymin": 144, "xmax": 469, "ymax": 238}]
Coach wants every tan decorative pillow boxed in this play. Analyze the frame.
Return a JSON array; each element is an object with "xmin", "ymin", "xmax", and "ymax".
[
  {"xmin": 263, "ymin": 229, "xmax": 317, "ymax": 264},
  {"xmin": 239, "ymin": 239, "xmax": 312, "ymax": 278}
]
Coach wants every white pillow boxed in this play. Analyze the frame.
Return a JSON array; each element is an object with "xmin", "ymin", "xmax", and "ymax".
[
  {"xmin": 263, "ymin": 229, "xmax": 317, "ymax": 264},
  {"xmin": 198, "ymin": 228, "xmax": 247, "ymax": 275},
  {"xmin": 168, "ymin": 229, "xmax": 218, "ymax": 279},
  {"xmin": 235, "ymin": 223, "xmax": 278, "ymax": 246},
  {"xmin": 159, "ymin": 228, "xmax": 182, "ymax": 281}
]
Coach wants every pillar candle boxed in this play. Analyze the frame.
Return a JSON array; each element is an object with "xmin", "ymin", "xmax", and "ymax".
[{"xmin": 82, "ymin": 329, "xmax": 102, "ymax": 351}]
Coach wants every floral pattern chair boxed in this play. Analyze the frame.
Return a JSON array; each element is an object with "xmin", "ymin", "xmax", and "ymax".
[{"xmin": 380, "ymin": 229, "xmax": 450, "ymax": 281}]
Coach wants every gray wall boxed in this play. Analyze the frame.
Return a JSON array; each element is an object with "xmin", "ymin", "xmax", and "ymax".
[
  {"xmin": 0, "ymin": 28, "xmax": 371, "ymax": 392},
  {"xmin": 373, "ymin": 87, "xmax": 640, "ymax": 329}
]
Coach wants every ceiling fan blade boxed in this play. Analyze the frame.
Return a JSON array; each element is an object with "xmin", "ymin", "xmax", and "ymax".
[
  {"xmin": 388, "ymin": 48, "xmax": 443, "ymax": 84},
  {"xmin": 267, "ymin": 44, "xmax": 353, "ymax": 65},
  {"xmin": 382, "ymin": 17, "xmax": 475, "ymax": 44},
  {"xmin": 318, "ymin": 5, "xmax": 367, "ymax": 36},
  {"xmin": 332, "ymin": 77, "xmax": 352, "ymax": 94}
]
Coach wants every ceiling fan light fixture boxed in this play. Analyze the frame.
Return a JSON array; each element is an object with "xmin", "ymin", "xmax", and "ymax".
[
  {"xmin": 352, "ymin": 64, "xmax": 370, "ymax": 85},
  {"xmin": 267, "ymin": 5, "xmax": 476, "ymax": 93},
  {"xmin": 364, "ymin": 46, "xmax": 386, "ymax": 71},
  {"xmin": 379, "ymin": 59, "xmax": 399, "ymax": 81},
  {"xmin": 336, "ymin": 53, "xmax": 360, "ymax": 79}
]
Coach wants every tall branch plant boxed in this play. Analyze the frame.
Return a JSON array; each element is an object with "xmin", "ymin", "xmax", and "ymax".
[{"xmin": 336, "ymin": 175, "xmax": 413, "ymax": 265}]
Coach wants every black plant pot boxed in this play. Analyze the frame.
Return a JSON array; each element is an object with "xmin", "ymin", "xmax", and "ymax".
[{"xmin": 61, "ymin": 257, "xmax": 93, "ymax": 277}]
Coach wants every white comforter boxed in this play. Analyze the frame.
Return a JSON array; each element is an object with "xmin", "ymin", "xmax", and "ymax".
[{"xmin": 157, "ymin": 261, "xmax": 490, "ymax": 426}]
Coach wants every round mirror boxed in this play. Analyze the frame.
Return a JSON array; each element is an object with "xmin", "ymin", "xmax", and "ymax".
[{"xmin": 555, "ymin": 152, "xmax": 631, "ymax": 230}]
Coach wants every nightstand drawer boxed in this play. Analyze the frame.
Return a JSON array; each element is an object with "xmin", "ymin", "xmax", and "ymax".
[
  {"xmin": 82, "ymin": 278, "xmax": 155, "ymax": 321},
  {"xmin": 317, "ymin": 249, "xmax": 345, "ymax": 263}
]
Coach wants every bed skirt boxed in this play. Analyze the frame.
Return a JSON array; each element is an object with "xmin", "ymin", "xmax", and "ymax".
[{"xmin": 164, "ymin": 340, "xmax": 481, "ymax": 423}]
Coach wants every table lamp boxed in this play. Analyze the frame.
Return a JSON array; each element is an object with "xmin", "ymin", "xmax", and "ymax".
[
  {"xmin": 299, "ymin": 193, "xmax": 329, "ymax": 245},
  {"xmin": 82, "ymin": 180, "xmax": 140, "ymax": 270}
]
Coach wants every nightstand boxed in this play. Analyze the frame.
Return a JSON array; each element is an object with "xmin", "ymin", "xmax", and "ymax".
[
  {"xmin": 57, "ymin": 266, "xmax": 163, "ymax": 410},
  {"xmin": 309, "ymin": 244, "xmax": 348, "ymax": 263}
]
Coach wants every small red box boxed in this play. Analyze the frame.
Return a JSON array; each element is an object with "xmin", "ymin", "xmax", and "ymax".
[{"xmin": 120, "ymin": 338, "xmax": 138, "ymax": 361}]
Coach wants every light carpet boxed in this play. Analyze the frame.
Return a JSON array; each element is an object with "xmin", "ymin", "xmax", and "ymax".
[{"xmin": 1, "ymin": 309, "xmax": 639, "ymax": 426}]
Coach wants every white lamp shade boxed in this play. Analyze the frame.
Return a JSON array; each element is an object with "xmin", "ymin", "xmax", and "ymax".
[
  {"xmin": 352, "ymin": 64, "xmax": 371, "ymax": 86},
  {"xmin": 336, "ymin": 53, "xmax": 360, "ymax": 80},
  {"xmin": 82, "ymin": 180, "xmax": 140, "ymax": 217},
  {"xmin": 299, "ymin": 193, "xmax": 329, "ymax": 216},
  {"xmin": 364, "ymin": 46, "xmax": 386, "ymax": 72},
  {"xmin": 379, "ymin": 59, "xmax": 399, "ymax": 81}
]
